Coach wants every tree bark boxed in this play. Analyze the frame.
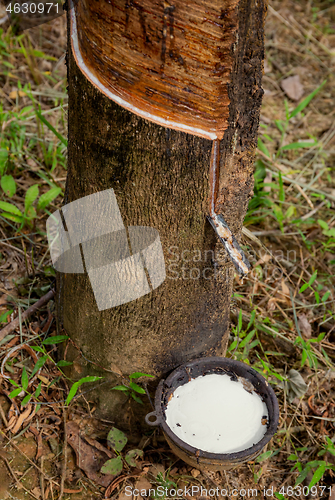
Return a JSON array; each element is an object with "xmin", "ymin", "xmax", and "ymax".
[{"xmin": 58, "ymin": 0, "xmax": 267, "ymax": 426}]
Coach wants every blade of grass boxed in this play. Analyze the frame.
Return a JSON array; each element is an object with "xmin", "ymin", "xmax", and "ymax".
[
  {"xmin": 289, "ymin": 80, "xmax": 326, "ymax": 119},
  {"xmin": 35, "ymin": 110, "xmax": 68, "ymax": 147}
]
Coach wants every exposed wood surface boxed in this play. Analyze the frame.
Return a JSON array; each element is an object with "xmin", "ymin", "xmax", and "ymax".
[{"xmin": 71, "ymin": 0, "xmax": 239, "ymax": 139}]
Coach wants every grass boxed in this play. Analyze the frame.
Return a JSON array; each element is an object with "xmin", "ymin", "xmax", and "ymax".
[{"xmin": 0, "ymin": 0, "xmax": 334, "ymax": 499}]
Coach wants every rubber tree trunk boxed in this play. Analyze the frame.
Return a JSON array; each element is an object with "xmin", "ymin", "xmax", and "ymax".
[{"xmin": 58, "ymin": 0, "xmax": 267, "ymax": 426}]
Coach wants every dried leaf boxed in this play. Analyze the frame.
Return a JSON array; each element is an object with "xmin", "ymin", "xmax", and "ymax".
[
  {"xmin": 110, "ymin": 363, "xmax": 123, "ymax": 376},
  {"xmin": 11, "ymin": 405, "xmax": 33, "ymax": 435},
  {"xmin": 281, "ymin": 280, "xmax": 290, "ymax": 297},
  {"xmin": 67, "ymin": 421, "xmax": 115, "ymax": 487},
  {"xmin": 255, "ymin": 252, "xmax": 272, "ymax": 265},
  {"xmin": 191, "ymin": 469, "xmax": 201, "ymax": 478},
  {"xmin": 6, "ymin": 415, "xmax": 17, "ymax": 431},
  {"xmin": 284, "ymin": 369, "xmax": 308, "ymax": 403},
  {"xmin": 267, "ymin": 297, "xmax": 277, "ymax": 312},
  {"xmin": 135, "ymin": 478, "xmax": 153, "ymax": 493},
  {"xmin": 29, "ymin": 426, "xmax": 44, "ymax": 460},
  {"xmin": 31, "ymin": 487, "xmax": 42, "ymax": 498},
  {"xmin": 298, "ymin": 314, "xmax": 312, "ymax": 338},
  {"xmin": 9, "ymin": 90, "xmax": 26, "ymax": 99},
  {"xmin": 281, "ymin": 75, "xmax": 304, "ymax": 101},
  {"xmin": 73, "ymin": 359, "xmax": 83, "ymax": 374}
]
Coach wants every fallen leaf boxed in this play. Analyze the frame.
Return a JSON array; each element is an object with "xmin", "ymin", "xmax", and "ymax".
[
  {"xmin": 148, "ymin": 463, "xmax": 165, "ymax": 479},
  {"xmin": 9, "ymin": 90, "xmax": 26, "ymax": 99},
  {"xmin": 29, "ymin": 426, "xmax": 43, "ymax": 460},
  {"xmin": 254, "ymin": 252, "xmax": 272, "ymax": 266},
  {"xmin": 118, "ymin": 493, "xmax": 131, "ymax": 500},
  {"xmin": 6, "ymin": 415, "xmax": 17, "ymax": 431},
  {"xmin": 283, "ymin": 369, "xmax": 308, "ymax": 403},
  {"xmin": 110, "ymin": 363, "xmax": 123, "ymax": 376},
  {"xmin": 281, "ymin": 75, "xmax": 304, "ymax": 101},
  {"xmin": 298, "ymin": 314, "xmax": 312, "ymax": 338},
  {"xmin": 0, "ymin": 294, "xmax": 9, "ymax": 305},
  {"xmin": 328, "ymin": 484, "xmax": 335, "ymax": 500},
  {"xmin": 31, "ymin": 487, "xmax": 42, "ymax": 498},
  {"xmin": 135, "ymin": 477, "xmax": 153, "ymax": 492},
  {"xmin": 67, "ymin": 421, "xmax": 116, "ymax": 487},
  {"xmin": 191, "ymin": 468, "xmax": 201, "ymax": 478},
  {"xmin": 37, "ymin": 374, "xmax": 49, "ymax": 384},
  {"xmin": 73, "ymin": 359, "xmax": 83, "ymax": 374},
  {"xmin": 11, "ymin": 405, "xmax": 33, "ymax": 435},
  {"xmin": 267, "ymin": 297, "xmax": 278, "ymax": 312},
  {"xmin": 281, "ymin": 279, "xmax": 290, "ymax": 297}
]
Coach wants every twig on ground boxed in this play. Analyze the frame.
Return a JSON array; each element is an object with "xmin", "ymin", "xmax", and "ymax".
[
  {"xmin": 58, "ymin": 406, "xmax": 68, "ymax": 500},
  {"xmin": 0, "ymin": 454, "xmax": 40, "ymax": 500},
  {"xmin": 0, "ymin": 289, "xmax": 55, "ymax": 342},
  {"xmin": 300, "ymin": 201, "xmax": 326, "ymax": 220},
  {"xmin": 40, "ymin": 456, "xmax": 45, "ymax": 500},
  {"xmin": 0, "ymin": 428, "xmax": 60, "ymax": 488}
]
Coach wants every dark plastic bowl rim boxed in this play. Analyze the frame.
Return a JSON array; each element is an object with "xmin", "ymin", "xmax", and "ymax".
[{"xmin": 158, "ymin": 357, "xmax": 279, "ymax": 461}]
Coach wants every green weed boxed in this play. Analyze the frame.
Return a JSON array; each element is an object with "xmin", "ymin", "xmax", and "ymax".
[
  {"xmin": 100, "ymin": 427, "xmax": 143, "ymax": 475},
  {"xmin": 151, "ymin": 471, "xmax": 178, "ymax": 500},
  {"xmin": 246, "ymin": 80, "xmax": 327, "ymax": 228},
  {"xmin": 6, "ymin": 335, "xmax": 102, "ymax": 408},
  {"xmin": 288, "ymin": 438, "xmax": 335, "ymax": 488},
  {"xmin": 112, "ymin": 371, "xmax": 154, "ymax": 404}
]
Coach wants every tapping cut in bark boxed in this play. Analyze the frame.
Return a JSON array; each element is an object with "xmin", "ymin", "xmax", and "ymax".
[{"xmin": 69, "ymin": 0, "xmax": 239, "ymax": 140}]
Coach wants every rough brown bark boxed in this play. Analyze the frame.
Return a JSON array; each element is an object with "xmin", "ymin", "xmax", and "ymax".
[{"xmin": 58, "ymin": 0, "xmax": 267, "ymax": 426}]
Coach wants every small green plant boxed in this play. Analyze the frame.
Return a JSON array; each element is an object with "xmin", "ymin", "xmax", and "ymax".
[
  {"xmin": 7, "ymin": 335, "xmax": 70, "ymax": 409},
  {"xmin": 100, "ymin": 427, "xmax": 143, "ymax": 475},
  {"xmin": 318, "ymin": 219, "xmax": 335, "ymax": 238},
  {"xmin": 294, "ymin": 332, "xmax": 326, "ymax": 370},
  {"xmin": 6, "ymin": 335, "xmax": 102, "ymax": 409},
  {"xmin": 288, "ymin": 438, "xmax": 335, "ymax": 488},
  {"xmin": 0, "ymin": 309, "xmax": 13, "ymax": 324},
  {"xmin": 245, "ymin": 159, "xmax": 273, "ymax": 226},
  {"xmin": 151, "ymin": 471, "xmax": 178, "ymax": 500},
  {"xmin": 271, "ymin": 173, "xmax": 296, "ymax": 233},
  {"xmin": 246, "ymin": 80, "xmax": 327, "ymax": 228},
  {"xmin": 254, "ymin": 354, "xmax": 286, "ymax": 385},
  {"xmin": 65, "ymin": 375, "xmax": 103, "ymax": 405},
  {"xmin": 112, "ymin": 371, "xmax": 154, "ymax": 404},
  {"xmin": 227, "ymin": 309, "xmax": 260, "ymax": 362},
  {"xmin": 0, "ymin": 184, "xmax": 62, "ymax": 229}
]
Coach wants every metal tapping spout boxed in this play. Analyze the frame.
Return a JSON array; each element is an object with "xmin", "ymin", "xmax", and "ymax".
[{"xmin": 207, "ymin": 140, "xmax": 251, "ymax": 276}]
